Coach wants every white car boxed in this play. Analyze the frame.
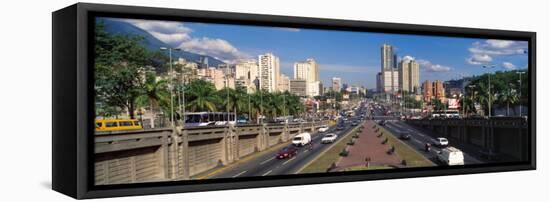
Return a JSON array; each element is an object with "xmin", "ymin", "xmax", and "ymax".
[
  {"xmin": 434, "ymin": 137, "xmax": 449, "ymax": 147},
  {"xmin": 318, "ymin": 125, "xmax": 330, "ymax": 132},
  {"xmin": 321, "ymin": 133, "xmax": 338, "ymax": 144},
  {"xmin": 292, "ymin": 132, "xmax": 312, "ymax": 146}
]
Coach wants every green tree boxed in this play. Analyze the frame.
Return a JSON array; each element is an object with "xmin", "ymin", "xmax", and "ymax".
[
  {"xmin": 94, "ymin": 20, "xmax": 157, "ymax": 119},
  {"xmin": 498, "ymin": 86, "xmax": 519, "ymax": 116},
  {"xmin": 185, "ymin": 80, "xmax": 220, "ymax": 112},
  {"xmin": 135, "ymin": 72, "xmax": 169, "ymax": 128}
]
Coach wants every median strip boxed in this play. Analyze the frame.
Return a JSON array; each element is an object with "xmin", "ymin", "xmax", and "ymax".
[{"xmin": 296, "ymin": 123, "xmax": 363, "ymax": 174}]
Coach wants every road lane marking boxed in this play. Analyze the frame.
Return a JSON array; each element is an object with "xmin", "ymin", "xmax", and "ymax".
[
  {"xmin": 262, "ymin": 170, "xmax": 273, "ymax": 176},
  {"xmin": 413, "ymin": 139, "xmax": 422, "ymax": 144},
  {"xmin": 282, "ymin": 157, "xmax": 296, "ymax": 165},
  {"xmin": 260, "ymin": 157, "xmax": 275, "ymax": 165},
  {"xmin": 232, "ymin": 170, "xmax": 247, "ymax": 178}
]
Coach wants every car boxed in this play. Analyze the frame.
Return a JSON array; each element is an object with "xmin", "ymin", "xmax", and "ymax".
[
  {"xmin": 399, "ymin": 132, "xmax": 411, "ymax": 140},
  {"xmin": 336, "ymin": 124, "xmax": 345, "ymax": 130},
  {"xmin": 351, "ymin": 121, "xmax": 358, "ymax": 126},
  {"xmin": 433, "ymin": 137, "xmax": 449, "ymax": 147},
  {"xmin": 276, "ymin": 146, "xmax": 298, "ymax": 159},
  {"xmin": 378, "ymin": 120, "xmax": 386, "ymax": 126},
  {"xmin": 321, "ymin": 133, "xmax": 338, "ymax": 144},
  {"xmin": 318, "ymin": 125, "xmax": 330, "ymax": 132}
]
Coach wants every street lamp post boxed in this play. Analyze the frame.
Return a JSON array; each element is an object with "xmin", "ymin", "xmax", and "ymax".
[
  {"xmin": 160, "ymin": 47, "xmax": 181, "ymax": 127},
  {"xmin": 482, "ymin": 65, "xmax": 496, "ymax": 118},
  {"xmin": 467, "ymin": 85, "xmax": 475, "ymax": 117},
  {"xmin": 517, "ymin": 71, "xmax": 525, "ymax": 117}
]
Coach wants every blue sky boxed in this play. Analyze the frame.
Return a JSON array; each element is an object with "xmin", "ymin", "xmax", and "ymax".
[{"xmin": 116, "ymin": 18, "xmax": 529, "ymax": 89}]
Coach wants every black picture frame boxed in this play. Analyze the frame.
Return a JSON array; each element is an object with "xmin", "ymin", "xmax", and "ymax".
[{"xmin": 52, "ymin": 3, "xmax": 536, "ymax": 199}]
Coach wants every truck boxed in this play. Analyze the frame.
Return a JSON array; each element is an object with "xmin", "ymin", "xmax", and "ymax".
[
  {"xmin": 437, "ymin": 146, "xmax": 464, "ymax": 166},
  {"xmin": 292, "ymin": 132, "xmax": 312, "ymax": 146}
]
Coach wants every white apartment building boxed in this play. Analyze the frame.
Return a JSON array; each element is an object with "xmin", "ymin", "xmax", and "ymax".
[
  {"xmin": 235, "ymin": 59, "xmax": 259, "ymax": 93},
  {"xmin": 258, "ymin": 53, "xmax": 280, "ymax": 93}
]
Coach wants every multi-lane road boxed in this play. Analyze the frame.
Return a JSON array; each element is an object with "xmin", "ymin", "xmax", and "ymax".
[
  {"xmin": 204, "ymin": 118, "xmax": 360, "ymax": 179},
  {"xmin": 372, "ymin": 107, "xmax": 483, "ymax": 165}
]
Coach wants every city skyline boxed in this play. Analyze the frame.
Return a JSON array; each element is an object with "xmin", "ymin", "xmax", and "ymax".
[{"xmin": 103, "ymin": 17, "xmax": 529, "ymax": 89}]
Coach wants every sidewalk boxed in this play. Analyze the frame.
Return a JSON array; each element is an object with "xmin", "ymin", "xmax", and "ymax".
[{"xmin": 336, "ymin": 120, "xmax": 402, "ymax": 169}]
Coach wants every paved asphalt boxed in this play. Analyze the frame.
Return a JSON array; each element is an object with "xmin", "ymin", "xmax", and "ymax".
[
  {"xmin": 208, "ymin": 119, "xmax": 360, "ymax": 179},
  {"xmin": 372, "ymin": 108, "xmax": 483, "ymax": 165}
]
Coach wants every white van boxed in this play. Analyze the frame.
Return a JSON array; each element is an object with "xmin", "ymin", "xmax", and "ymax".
[
  {"xmin": 292, "ymin": 132, "xmax": 312, "ymax": 146},
  {"xmin": 437, "ymin": 146, "xmax": 464, "ymax": 166}
]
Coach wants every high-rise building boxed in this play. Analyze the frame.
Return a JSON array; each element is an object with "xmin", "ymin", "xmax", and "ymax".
[
  {"xmin": 294, "ymin": 58, "xmax": 320, "ymax": 97},
  {"xmin": 235, "ymin": 59, "xmax": 259, "ymax": 93},
  {"xmin": 422, "ymin": 80, "xmax": 433, "ymax": 103},
  {"xmin": 278, "ymin": 74, "xmax": 290, "ymax": 92},
  {"xmin": 332, "ymin": 77, "xmax": 342, "ymax": 92},
  {"xmin": 381, "ymin": 44, "xmax": 399, "ymax": 93},
  {"xmin": 307, "ymin": 81, "xmax": 321, "ymax": 97},
  {"xmin": 293, "ymin": 58, "xmax": 319, "ymax": 82},
  {"xmin": 422, "ymin": 80, "xmax": 445, "ymax": 103},
  {"xmin": 433, "ymin": 80, "xmax": 445, "ymax": 102},
  {"xmin": 376, "ymin": 72, "xmax": 382, "ymax": 93},
  {"xmin": 398, "ymin": 58, "xmax": 420, "ymax": 94},
  {"xmin": 289, "ymin": 79, "xmax": 307, "ymax": 97},
  {"xmin": 258, "ymin": 53, "xmax": 280, "ymax": 93}
]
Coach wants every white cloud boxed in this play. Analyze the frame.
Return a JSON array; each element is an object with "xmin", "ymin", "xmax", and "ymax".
[
  {"xmin": 466, "ymin": 39, "xmax": 527, "ymax": 66},
  {"xmin": 502, "ymin": 62, "xmax": 517, "ymax": 70},
  {"xmin": 417, "ymin": 59, "xmax": 452, "ymax": 72},
  {"xmin": 120, "ymin": 19, "xmax": 250, "ymax": 63},
  {"xmin": 178, "ymin": 37, "xmax": 250, "ymax": 63},
  {"xmin": 466, "ymin": 54, "xmax": 493, "ymax": 65},
  {"xmin": 402, "ymin": 55, "xmax": 415, "ymax": 61}
]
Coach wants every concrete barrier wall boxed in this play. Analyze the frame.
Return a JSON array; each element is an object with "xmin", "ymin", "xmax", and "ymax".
[
  {"xmin": 94, "ymin": 121, "xmax": 327, "ymax": 185},
  {"xmin": 407, "ymin": 118, "xmax": 528, "ymax": 161}
]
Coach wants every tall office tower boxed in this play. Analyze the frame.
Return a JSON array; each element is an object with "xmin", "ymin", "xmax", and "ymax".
[
  {"xmin": 381, "ymin": 44, "xmax": 398, "ymax": 93},
  {"xmin": 258, "ymin": 53, "xmax": 280, "ymax": 93},
  {"xmin": 235, "ymin": 59, "xmax": 259, "ymax": 93},
  {"xmin": 423, "ymin": 80, "xmax": 433, "ymax": 103},
  {"xmin": 433, "ymin": 80, "xmax": 445, "ymax": 102},
  {"xmin": 332, "ymin": 77, "xmax": 342, "ymax": 92},
  {"xmin": 376, "ymin": 72, "xmax": 382, "ymax": 93},
  {"xmin": 398, "ymin": 58, "xmax": 420, "ymax": 93}
]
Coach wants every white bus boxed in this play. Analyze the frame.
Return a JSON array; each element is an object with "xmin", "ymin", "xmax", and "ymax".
[
  {"xmin": 431, "ymin": 110, "xmax": 460, "ymax": 118},
  {"xmin": 184, "ymin": 112, "xmax": 236, "ymax": 127}
]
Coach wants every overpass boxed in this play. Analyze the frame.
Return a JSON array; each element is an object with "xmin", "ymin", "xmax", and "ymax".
[
  {"xmin": 406, "ymin": 117, "xmax": 528, "ymax": 162},
  {"xmin": 94, "ymin": 121, "xmax": 326, "ymax": 185}
]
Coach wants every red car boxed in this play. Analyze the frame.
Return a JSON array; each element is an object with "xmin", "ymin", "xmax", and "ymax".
[{"xmin": 277, "ymin": 146, "xmax": 298, "ymax": 159}]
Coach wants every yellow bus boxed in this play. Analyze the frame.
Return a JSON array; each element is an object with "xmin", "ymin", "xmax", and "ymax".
[{"xmin": 95, "ymin": 119, "xmax": 143, "ymax": 131}]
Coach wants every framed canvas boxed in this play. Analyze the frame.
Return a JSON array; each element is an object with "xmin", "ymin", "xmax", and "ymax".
[{"xmin": 52, "ymin": 3, "xmax": 536, "ymax": 199}]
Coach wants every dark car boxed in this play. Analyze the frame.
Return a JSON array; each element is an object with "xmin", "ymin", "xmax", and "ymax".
[
  {"xmin": 378, "ymin": 120, "xmax": 386, "ymax": 126},
  {"xmin": 276, "ymin": 146, "xmax": 298, "ymax": 159},
  {"xmin": 399, "ymin": 132, "xmax": 411, "ymax": 140},
  {"xmin": 351, "ymin": 121, "xmax": 358, "ymax": 126},
  {"xmin": 336, "ymin": 124, "xmax": 345, "ymax": 130}
]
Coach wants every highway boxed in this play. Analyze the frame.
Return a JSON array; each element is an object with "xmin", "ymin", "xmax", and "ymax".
[
  {"xmin": 206, "ymin": 118, "xmax": 362, "ymax": 179},
  {"xmin": 371, "ymin": 107, "xmax": 483, "ymax": 165}
]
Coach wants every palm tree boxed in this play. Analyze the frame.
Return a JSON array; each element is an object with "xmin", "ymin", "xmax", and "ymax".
[
  {"xmin": 219, "ymin": 87, "xmax": 247, "ymax": 122},
  {"xmin": 185, "ymin": 80, "xmax": 220, "ymax": 112},
  {"xmin": 499, "ymin": 85, "xmax": 519, "ymax": 116},
  {"xmin": 136, "ymin": 72, "xmax": 169, "ymax": 128},
  {"xmin": 476, "ymin": 82, "xmax": 495, "ymax": 116}
]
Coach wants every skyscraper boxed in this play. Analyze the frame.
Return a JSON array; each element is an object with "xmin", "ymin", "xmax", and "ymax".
[
  {"xmin": 381, "ymin": 44, "xmax": 399, "ymax": 93},
  {"xmin": 258, "ymin": 53, "xmax": 280, "ymax": 93},
  {"xmin": 422, "ymin": 80, "xmax": 433, "ymax": 103},
  {"xmin": 332, "ymin": 77, "xmax": 342, "ymax": 92},
  {"xmin": 398, "ymin": 58, "xmax": 420, "ymax": 93}
]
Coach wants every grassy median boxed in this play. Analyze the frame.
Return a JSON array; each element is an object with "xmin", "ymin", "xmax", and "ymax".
[
  {"xmin": 377, "ymin": 125, "xmax": 435, "ymax": 167},
  {"xmin": 299, "ymin": 126, "xmax": 359, "ymax": 174}
]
